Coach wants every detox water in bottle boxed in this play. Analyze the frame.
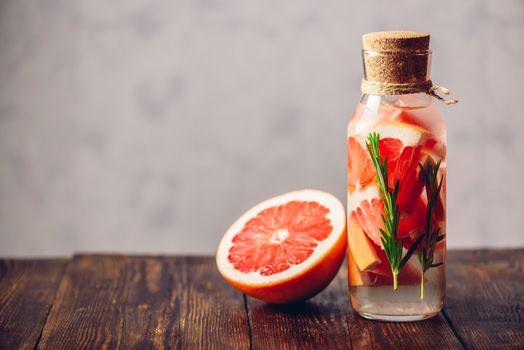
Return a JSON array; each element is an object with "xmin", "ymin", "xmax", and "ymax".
[{"xmin": 347, "ymin": 31, "xmax": 456, "ymax": 321}]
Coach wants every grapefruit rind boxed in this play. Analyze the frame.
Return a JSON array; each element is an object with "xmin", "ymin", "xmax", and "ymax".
[{"xmin": 216, "ymin": 189, "xmax": 346, "ymax": 288}]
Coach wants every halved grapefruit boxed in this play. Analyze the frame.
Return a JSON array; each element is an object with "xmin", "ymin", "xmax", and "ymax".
[{"xmin": 216, "ymin": 190, "xmax": 347, "ymax": 304}]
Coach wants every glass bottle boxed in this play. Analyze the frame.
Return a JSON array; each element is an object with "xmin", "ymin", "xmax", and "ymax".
[{"xmin": 347, "ymin": 32, "xmax": 450, "ymax": 321}]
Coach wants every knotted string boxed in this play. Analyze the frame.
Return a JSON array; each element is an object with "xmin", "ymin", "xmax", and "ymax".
[{"xmin": 361, "ymin": 79, "xmax": 458, "ymax": 105}]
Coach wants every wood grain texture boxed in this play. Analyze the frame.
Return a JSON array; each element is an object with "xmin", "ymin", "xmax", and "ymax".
[
  {"xmin": 246, "ymin": 259, "xmax": 463, "ymax": 350},
  {"xmin": 180, "ymin": 257, "xmax": 250, "ymax": 349},
  {"xmin": 353, "ymin": 312, "xmax": 463, "ymax": 350},
  {"xmin": 37, "ymin": 255, "xmax": 249, "ymax": 349},
  {"xmin": 0, "ymin": 259, "xmax": 67, "ymax": 350},
  {"xmin": 246, "ymin": 260, "xmax": 354, "ymax": 349},
  {"xmin": 444, "ymin": 249, "xmax": 524, "ymax": 349},
  {"xmin": 1, "ymin": 250, "xmax": 523, "ymax": 349}
]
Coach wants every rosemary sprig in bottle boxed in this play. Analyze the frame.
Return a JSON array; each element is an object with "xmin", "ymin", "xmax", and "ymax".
[
  {"xmin": 417, "ymin": 160, "xmax": 446, "ymax": 299},
  {"xmin": 366, "ymin": 133, "xmax": 418, "ymax": 290}
]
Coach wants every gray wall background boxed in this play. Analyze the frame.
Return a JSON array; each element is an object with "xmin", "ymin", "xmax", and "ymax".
[{"xmin": 1, "ymin": 0, "xmax": 523, "ymax": 256}]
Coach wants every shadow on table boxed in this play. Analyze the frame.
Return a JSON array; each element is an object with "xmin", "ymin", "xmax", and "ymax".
[{"xmin": 261, "ymin": 300, "xmax": 320, "ymax": 313}]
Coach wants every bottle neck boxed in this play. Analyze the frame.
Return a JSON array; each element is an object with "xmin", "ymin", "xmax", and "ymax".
[
  {"xmin": 360, "ymin": 93, "xmax": 433, "ymax": 109},
  {"xmin": 361, "ymin": 49, "xmax": 433, "ymax": 109}
]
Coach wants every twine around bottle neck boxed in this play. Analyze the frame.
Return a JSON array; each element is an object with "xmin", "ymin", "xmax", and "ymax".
[{"xmin": 360, "ymin": 79, "xmax": 458, "ymax": 105}]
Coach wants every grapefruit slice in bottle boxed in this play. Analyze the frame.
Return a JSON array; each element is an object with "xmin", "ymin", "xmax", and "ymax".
[
  {"xmin": 354, "ymin": 121, "xmax": 429, "ymax": 148},
  {"xmin": 216, "ymin": 190, "xmax": 347, "ymax": 304},
  {"xmin": 347, "ymin": 211, "xmax": 381, "ymax": 271},
  {"xmin": 349, "ymin": 122, "xmax": 429, "ymax": 208},
  {"xmin": 348, "ymin": 137, "xmax": 375, "ymax": 192},
  {"xmin": 348, "ymin": 238, "xmax": 421, "ymax": 287}
]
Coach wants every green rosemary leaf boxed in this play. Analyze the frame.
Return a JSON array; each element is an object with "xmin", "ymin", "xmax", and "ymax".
[
  {"xmin": 437, "ymin": 176, "xmax": 444, "ymax": 199},
  {"xmin": 414, "ymin": 159, "xmax": 446, "ymax": 299},
  {"xmin": 366, "ymin": 132, "xmax": 406, "ymax": 290},
  {"xmin": 418, "ymin": 163, "xmax": 430, "ymax": 184},
  {"xmin": 400, "ymin": 234, "xmax": 425, "ymax": 269},
  {"xmin": 393, "ymin": 181, "xmax": 400, "ymax": 201}
]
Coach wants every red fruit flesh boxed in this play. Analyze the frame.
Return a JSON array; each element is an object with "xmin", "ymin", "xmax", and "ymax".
[
  {"xmin": 354, "ymin": 198, "xmax": 384, "ymax": 247},
  {"xmin": 228, "ymin": 201, "xmax": 332, "ymax": 276},
  {"xmin": 348, "ymin": 137, "xmax": 375, "ymax": 192}
]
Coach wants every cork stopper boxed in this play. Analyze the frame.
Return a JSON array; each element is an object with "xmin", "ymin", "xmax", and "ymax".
[{"xmin": 362, "ymin": 31, "xmax": 431, "ymax": 84}]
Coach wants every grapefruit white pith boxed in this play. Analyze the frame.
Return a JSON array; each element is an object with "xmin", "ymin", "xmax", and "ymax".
[
  {"xmin": 216, "ymin": 190, "xmax": 347, "ymax": 304},
  {"xmin": 354, "ymin": 121, "xmax": 429, "ymax": 148}
]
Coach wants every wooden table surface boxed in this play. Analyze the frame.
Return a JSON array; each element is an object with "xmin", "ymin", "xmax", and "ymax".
[{"xmin": 0, "ymin": 249, "xmax": 522, "ymax": 349}]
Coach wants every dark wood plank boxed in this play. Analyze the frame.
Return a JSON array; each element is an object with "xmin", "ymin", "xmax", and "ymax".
[
  {"xmin": 352, "ymin": 310, "xmax": 463, "ymax": 350},
  {"xmin": 443, "ymin": 249, "xmax": 524, "ymax": 349},
  {"xmin": 0, "ymin": 259, "xmax": 67, "ymax": 350},
  {"xmin": 37, "ymin": 255, "xmax": 133, "ymax": 349},
  {"xmin": 37, "ymin": 255, "xmax": 250, "ymax": 349},
  {"xmin": 246, "ymin": 258, "xmax": 463, "ymax": 350},
  {"xmin": 180, "ymin": 257, "xmax": 251, "ymax": 349},
  {"xmin": 3, "ymin": 250, "xmax": 520, "ymax": 349},
  {"xmin": 246, "ymin": 260, "xmax": 354, "ymax": 349}
]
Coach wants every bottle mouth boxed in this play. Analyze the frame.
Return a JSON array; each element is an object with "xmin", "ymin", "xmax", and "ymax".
[{"xmin": 362, "ymin": 49, "xmax": 432, "ymax": 56}]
